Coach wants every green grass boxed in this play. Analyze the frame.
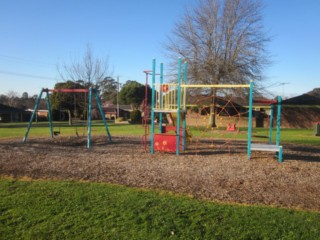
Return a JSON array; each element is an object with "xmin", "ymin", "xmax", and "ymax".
[
  {"xmin": 188, "ymin": 126, "xmax": 320, "ymax": 145},
  {"xmin": 0, "ymin": 121, "xmax": 145, "ymax": 139},
  {"xmin": 1, "ymin": 121, "xmax": 319, "ymax": 145},
  {"xmin": 1, "ymin": 178, "xmax": 319, "ymax": 239}
]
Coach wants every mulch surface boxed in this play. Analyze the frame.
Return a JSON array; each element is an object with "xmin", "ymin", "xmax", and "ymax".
[{"xmin": 0, "ymin": 136, "xmax": 319, "ymax": 211}]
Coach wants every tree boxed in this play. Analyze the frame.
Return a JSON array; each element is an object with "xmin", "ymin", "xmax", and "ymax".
[
  {"xmin": 165, "ymin": 0, "xmax": 270, "ymax": 126},
  {"xmin": 0, "ymin": 94, "xmax": 8, "ymax": 105},
  {"xmin": 57, "ymin": 44, "xmax": 111, "ymax": 87},
  {"xmin": 308, "ymin": 88, "xmax": 320, "ymax": 98},
  {"xmin": 21, "ymin": 92, "xmax": 29, "ymax": 100},
  {"xmin": 50, "ymin": 81, "xmax": 87, "ymax": 125},
  {"xmin": 6, "ymin": 91, "xmax": 19, "ymax": 107},
  {"xmin": 98, "ymin": 76, "xmax": 118, "ymax": 103},
  {"xmin": 119, "ymin": 80, "xmax": 151, "ymax": 109}
]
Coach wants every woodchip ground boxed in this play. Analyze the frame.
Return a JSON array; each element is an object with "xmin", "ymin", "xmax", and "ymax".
[{"xmin": 0, "ymin": 136, "xmax": 319, "ymax": 211}]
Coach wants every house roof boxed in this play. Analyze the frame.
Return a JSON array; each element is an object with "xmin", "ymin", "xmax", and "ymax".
[
  {"xmin": 0, "ymin": 103, "xmax": 25, "ymax": 113},
  {"xmin": 282, "ymin": 93, "xmax": 320, "ymax": 105}
]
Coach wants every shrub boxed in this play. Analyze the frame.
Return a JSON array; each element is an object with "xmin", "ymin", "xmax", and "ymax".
[
  {"xmin": 130, "ymin": 110, "xmax": 142, "ymax": 124},
  {"xmin": 115, "ymin": 117, "xmax": 123, "ymax": 123}
]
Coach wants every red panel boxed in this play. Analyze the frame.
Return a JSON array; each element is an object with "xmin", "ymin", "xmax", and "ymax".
[
  {"xmin": 154, "ymin": 134, "xmax": 182, "ymax": 152},
  {"xmin": 253, "ymin": 99, "xmax": 277, "ymax": 104}
]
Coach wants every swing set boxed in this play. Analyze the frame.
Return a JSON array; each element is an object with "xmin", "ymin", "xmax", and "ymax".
[{"xmin": 22, "ymin": 87, "xmax": 112, "ymax": 148}]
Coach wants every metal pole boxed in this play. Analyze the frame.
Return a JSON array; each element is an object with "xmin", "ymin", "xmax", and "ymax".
[
  {"xmin": 22, "ymin": 88, "xmax": 44, "ymax": 143},
  {"xmin": 46, "ymin": 91, "xmax": 53, "ymax": 139},
  {"xmin": 276, "ymin": 96, "xmax": 282, "ymax": 146},
  {"xmin": 117, "ymin": 76, "xmax": 120, "ymax": 119},
  {"xmin": 247, "ymin": 81, "xmax": 254, "ymax": 160},
  {"xmin": 268, "ymin": 104, "xmax": 274, "ymax": 144},
  {"xmin": 93, "ymin": 89, "xmax": 112, "ymax": 142},
  {"xmin": 159, "ymin": 63, "xmax": 164, "ymax": 133},
  {"xmin": 143, "ymin": 71, "xmax": 149, "ymax": 151},
  {"xmin": 150, "ymin": 59, "xmax": 156, "ymax": 154},
  {"xmin": 87, "ymin": 87, "xmax": 93, "ymax": 148},
  {"xmin": 176, "ymin": 58, "xmax": 182, "ymax": 155},
  {"xmin": 182, "ymin": 61, "xmax": 188, "ymax": 151}
]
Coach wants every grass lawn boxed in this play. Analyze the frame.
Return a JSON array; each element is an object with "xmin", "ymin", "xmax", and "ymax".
[
  {"xmin": 1, "ymin": 178, "xmax": 319, "ymax": 240},
  {"xmin": 1, "ymin": 123, "xmax": 319, "ymax": 238},
  {"xmin": 0, "ymin": 121, "xmax": 145, "ymax": 139},
  {"xmin": 2, "ymin": 121, "xmax": 319, "ymax": 145}
]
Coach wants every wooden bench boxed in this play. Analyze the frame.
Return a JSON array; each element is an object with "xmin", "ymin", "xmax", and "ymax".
[{"xmin": 251, "ymin": 143, "xmax": 283, "ymax": 162}]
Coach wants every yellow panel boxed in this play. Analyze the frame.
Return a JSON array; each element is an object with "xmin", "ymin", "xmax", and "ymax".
[{"xmin": 180, "ymin": 84, "xmax": 250, "ymax": 88}]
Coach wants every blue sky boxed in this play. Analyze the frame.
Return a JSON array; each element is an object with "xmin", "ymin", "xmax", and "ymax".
[{"xmin": 0, "ymin": 0, "xmax": 319, "ymax": 98}]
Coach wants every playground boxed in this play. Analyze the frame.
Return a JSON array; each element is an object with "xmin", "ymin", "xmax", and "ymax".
[
  {"xmin": 1, "ymin": 134, "xmax": 320, "ymax": 211},
  {"xmin": 1, "ymin": 59, "xmax": 320, "ymax": 212}
]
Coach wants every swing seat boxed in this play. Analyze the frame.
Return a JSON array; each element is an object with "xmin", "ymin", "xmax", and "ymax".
[
  {"xmin": 53, "ymin": 131, "xmax": 60, "ymax": 136},
  {"xmin": 226, "ymin": 123, "xmax": 236, "ymax": 131}
]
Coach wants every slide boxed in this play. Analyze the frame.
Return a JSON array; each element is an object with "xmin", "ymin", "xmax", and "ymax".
[{"xmin": 166, "ymin": 113, "xmax": 192, "ymax": 141}]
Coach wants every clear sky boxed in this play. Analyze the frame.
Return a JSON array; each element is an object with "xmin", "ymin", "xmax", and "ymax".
[{"xmin": 0, "ymin": 0, "xmax": 319, "ymax": 98}]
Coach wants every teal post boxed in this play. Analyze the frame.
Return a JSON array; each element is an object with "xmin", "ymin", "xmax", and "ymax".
[
  {"xmin": 150, "ymin": 59, "xmax": 156, "ymax": 154},
  {"xmin": 45, "ymin": 91, "xmax": 53, "ymax": 138},
  {"xmin": 247, "ymin": 81, "xmax": 254, "ymax": 159},
  {"xmin": 22, "ymin": 88, "xmax": 44, "ymax": 143},
  {"xmin": 182, "ymin": 61, "xmax": 188, "ymax": 151},
  {"xmin": 276, "ymin": 96, "xmax": 282, "ymax": 146},
  {"xmin": 176, "ymin": 58, "xmax": 182, "ymax": 155},
  {"xmin": 268, "ymin": 104, "xmax": 274, "ymax": 144},
  {"xmin": 93, "ymin": 89, "xmax": 112, "ymax": 142},
  {"xmin": 87, "ymin": 87, "xmax": 93, "ymax": 148},
  {"xmin": 159, "ymin": 62, "xmax": 164, "ymax": 133},
  {"xmin": 278, "ymin": 146, "xmax": 283, "ymax": 163}
]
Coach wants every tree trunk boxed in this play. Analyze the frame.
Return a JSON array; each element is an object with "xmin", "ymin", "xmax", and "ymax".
[
  {"xmin": 209, "ymin": 89, "xmax": 217, "ymax": 128},
  {"xmin": 68, "ymin": 109, "xmax": 72, "ymax": 126}
]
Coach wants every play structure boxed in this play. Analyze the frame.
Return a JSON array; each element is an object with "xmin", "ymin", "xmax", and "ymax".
[
  {"xmin": 147, "ymin": 59, "xmax": 283, "ymax": 162},
  {"xmin": 22, "ymin": 87, "xmax": 112, "ymax": 148},
  {"xmin": 148, "ymin": 59, "xmax": 188, "ymax": 155}
]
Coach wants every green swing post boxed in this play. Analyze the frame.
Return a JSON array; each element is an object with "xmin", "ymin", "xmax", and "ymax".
[
  {"xmin": 45, "ymin": 91, "xmax": 54, "ymax": 139},
  {"xmin": 247, "ymin": 81, "xmax": 254, "ymax": 160},
  {"xmin": 93, "ymin": 88, "xmax": 112, "ymax": 142},
  {"xmin": 87, "ymin": 87, "xmax": 93, "ymax": 149},
  {"xmin": 22, "ymin": 88, "xmax": 44, "ymax": 143}
]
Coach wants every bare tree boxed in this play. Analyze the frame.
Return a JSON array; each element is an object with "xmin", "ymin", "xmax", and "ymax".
[
  {"xmin": 57, "ymin": 44, "xmax": 111, "ymax": 87},
  {"xmin": 6, "ymin": 91, "xmax": 19, "ymax": 107},
  {"xmin": 165, "ymin": 0, "xmax": 270, "ymax": 126}
]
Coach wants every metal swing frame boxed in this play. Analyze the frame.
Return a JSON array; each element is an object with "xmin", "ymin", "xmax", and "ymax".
[{"xmin": 22, "ymin": 87, "xmax": 112, "ymax": 148}]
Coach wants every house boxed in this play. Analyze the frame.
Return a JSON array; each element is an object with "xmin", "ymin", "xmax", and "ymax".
[
  {"xmin": 0, "ymin": 103, "xmax": 27, "ymax": 122},
  {"xmin": 281, "ymin": 89, "xmax": 320, "ymax": 128},
  {"xmin": 102, "ymin": 102, "xmax": 133, "ymax": 120},
  {"xmin": 25, "ymin": 109, "xmax": 49, "ymax": 121}
]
